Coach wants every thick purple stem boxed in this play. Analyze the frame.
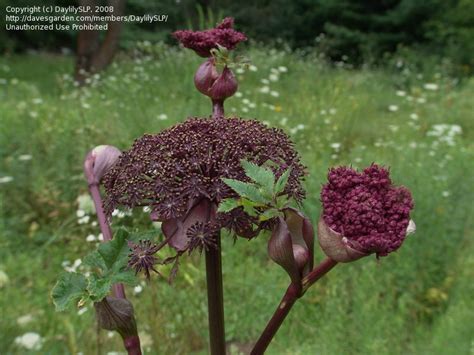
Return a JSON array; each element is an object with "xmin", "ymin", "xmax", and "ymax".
[
  {"xmin": 212, "ymin": 99, "xmax": 224, "ymax": 119},
  {"xmin": 88, "ymin": 182, "xmax": 126, "ymax": 299},
  {"xmin": 251, "ymin": 258, "xmax": 338, "ymax": 354},
  {"xmin": 205, "ymin": 234, "xmax": 226, "ymax": 355},
  {"xmin": 123, "ymin": 335, "xmax": 142, "ymax": 355}
]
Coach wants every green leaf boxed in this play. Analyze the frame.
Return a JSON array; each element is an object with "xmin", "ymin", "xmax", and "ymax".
[
  {"xmin": 87, "ymin": 274, "xmax": 112, "ymax": 301},
  {"xmin": 241, "ymin": 160, "xmax": 275, "ymax": 192},
  {"xmin": 217, "ymin": 198, "xmax": 241, "ymax": 213},
  {"xmin": 241, "ymin": 198, "xmax": 259, "ymax": 217},
  {"xmin": 98, "ymin": 229, "xmax": 131, "ymax": 272},
  {"xmin": 52, "ymin": 272, "xmax": 88, "ymax": 311},
  {"xmin": 222, "ymin": 178, "xmax": 268, "ymax": 204},
  {"xmin": 83, "ymin": 251, "xmax": 107, "ymax": 272},
  {"xmin": 111, "ymin": 269, "xmax": 139, "ymax": 286},
  {"xmin": 259, "ymin": 208, "xmax": 281, "ymax": 221},
  {"xmin": 274, "ymin": 168, "xmax": 291, "ymax": 194}
]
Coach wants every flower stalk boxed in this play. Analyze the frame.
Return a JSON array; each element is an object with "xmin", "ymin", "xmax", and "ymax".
[
  {"xmin": 251, "ymin": 258, "xmax": 338, "ymax": 355},
  {"xmin": 205, "ymin": 234, "xmax": 226, "ymax": 355}
]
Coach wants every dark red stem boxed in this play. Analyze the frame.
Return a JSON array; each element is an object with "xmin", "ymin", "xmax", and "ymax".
[
  {"xmin": 212, "ymin": 99, "xmax": 224, "ymax": 118},
  {"xmin": 205, "ymin": 234, "xmax": 226, "ymax": 355},
  {"xmin": 123, "ymin": 335, "xmax": 142, "ymax": 355},
  {"xmin": 88, "ymin": 182, "xmax": 126, "ymax": 299},
  {"xmin": 251, "ymin": 258, "xmax": 338, "ymax": 355}
]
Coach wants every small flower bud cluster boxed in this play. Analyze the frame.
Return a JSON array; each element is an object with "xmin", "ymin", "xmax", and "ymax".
[
  {"xmin": 173, "ymin": 17, "xmax": 247, "ymax": 57},
  {"xmin": 321, "ymin": 164, "xmax": 414, "ymax": 257}
]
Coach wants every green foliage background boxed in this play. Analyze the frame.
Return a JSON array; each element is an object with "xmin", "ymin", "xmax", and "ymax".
[
  {"xmin": 1, "ymin": 0, "xmax": 474, "ymax": 72},
  {"xmin": 0, "ymin": 41, "xmax": 473, "ymax": 353}
]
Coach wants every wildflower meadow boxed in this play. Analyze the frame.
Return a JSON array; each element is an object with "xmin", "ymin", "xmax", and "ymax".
[{"xmin": 1, "ymin": 40, "xmax": 473, "ymax": 354}]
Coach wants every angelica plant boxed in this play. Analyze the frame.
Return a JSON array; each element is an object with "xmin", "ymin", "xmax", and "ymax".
[{"xmin": 52, "ymin": 18, "xmax": 415, "ymax": 355}]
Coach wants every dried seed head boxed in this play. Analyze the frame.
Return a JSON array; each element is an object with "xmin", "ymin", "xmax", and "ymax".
[{"xmin": 128, "ymin": 239, "xmax": 160, "ymax": 279}]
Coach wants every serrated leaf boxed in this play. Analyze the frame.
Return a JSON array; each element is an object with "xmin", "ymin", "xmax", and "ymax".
[
  {"xmin": 241, "ymin": 198, "xmax": 259, "ymax": 217},
  {"xmin": 259, "ymin": 208, "xmax": 281, "ymax": 221},
  {"xmin": 111, "ymin": 269, "xmax": 139, "ymax": 286},
  {"xmin": 98, "ymin": 229, "xmax": 132, "ymax": 272},
  {"xmin": 241, "ymin": 160, "xmax": 275, "ymax": 193},
  {"xmin": 88, "ymin": 274, "xmax": 112, "ymax": 301},
  {"xmin": 222, "ymin": 178, "xmax": 268, "ymax": 204},
  {"xmin": 274, "ymin": 168, "xmax": 291, "ymax": 194},
  {"xmin": 217, "ymin": 198, "xmax": 240, "ymax": 213},
  {"xmin": 83, "ymin": 251, "xmax": 107, "ymax": 271},
  {"xmin": 52, "ymin": 272, "xmax": 88, "ymax": 311}
]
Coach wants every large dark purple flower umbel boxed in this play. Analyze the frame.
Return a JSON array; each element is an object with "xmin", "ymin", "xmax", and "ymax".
[
  {"xmin": 319, "ymin": 164, "xmax": 415, "ymax": 261},
  {"xmin": 103, "ymin": 117, "xmax": 306, "ymax": 253}
]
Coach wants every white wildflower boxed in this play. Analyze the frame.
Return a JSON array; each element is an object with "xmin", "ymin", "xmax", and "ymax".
[
  {"xmin": 86, "ymin": 234, "xmax": 96, "ymax": 242},
  {"xmin": 329, "ymin": 108, "xmax": 337, "ymax": 115},
  {"xmin": 18, "ymin": 155, "xmax": 33, "ymax": 161},
  {"xmin": 0, "ymin": 270, "xmax": 9, "ymax": 288},
  {"xmin": 278, "ymin": 66, "xmax": 288, "ymax": 73},
  {"xmin": 388, "ymin": 105, "xmax": 399, "ymax": 112},
  {"xmin": 270, "ymin": 91, "xmax": 279, "ymax": 97},
  {"xmin": 76, "ymin": 210, "xmax": 86, "ymax": 218},
  {"xmin": 158, "ymin": 114, "xmax": 168, "ymax": 120},
  {"xmin": 269, "ymin": 74, "xmax": 279, "ymax": 82},
  {"xmin": 417, "ymin": 97, "xmax": 427, "ymax": 104},
  {"xmin": 258, "ymin": 86, "xmax": 270, "ymax": 94},
  {"xmin": 396, "ymin": 90, "xmax": 406, "ymax": 97},
  {"xmin": 235, "ymin": 67, "xmax": 245, "ymax": 74},
  {"xmin": 248, "ymin": 65, "xmax": 258, "ymax": 72},
  {"xmin": 0, "ymin": 176, "xmax": 13, "ymax": 184},
  {"xmin": 235, "ymin": 92, "xmax": 243, "ymax": 98},
  {"xmin": 32, "ymin": 98, "xmax": 43, "ymax": 105},
  {"xmin": 330, "ymin": 143, "xmax": 341, "ymax": 150},
  {"xmin": 14, "ymin": 332, "xmax": 42, "ymax": 350},
  {"xmin": 442, "ymin": 191, "xmax": 450, "ymax": 197},
  {"xmin": 17, "ymin": 314, "xmax": 34, "ymax": 326},
  {"xmin": 410, "ymin": 113, "xmax": 419, "ymax": 120},
  {"xmin": 260, "ymin": 78, "xmax": 270, "ymax": 85},
  {"xmin": 423, "ymin": 83, "xmax": 438, "ymax": 91},
  {"xmin": 133, "ymin": 285, "xmax": 143, "ymax": 295}
]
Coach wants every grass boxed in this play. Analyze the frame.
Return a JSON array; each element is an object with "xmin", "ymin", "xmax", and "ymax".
[{"xmin": 0, "ymin": 45, "xmax": 473, "ymax": 354}]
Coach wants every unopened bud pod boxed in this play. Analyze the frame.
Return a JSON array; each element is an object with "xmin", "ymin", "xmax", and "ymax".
[
  {"xmin": 194, "ymin": 59, "xmax": 238, "ymax": 101},
  {"xmin": 94, "ymin": 296, "xmax": 138, "ymax": 338},
  {"xmin": 84, "ymin": 145, "xmax": 121, "ymax": 185}
]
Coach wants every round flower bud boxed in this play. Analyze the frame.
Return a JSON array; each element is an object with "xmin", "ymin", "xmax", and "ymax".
[
  {"xmin": 319, "ymin": 164, "xmax": 415, "ymax": 262},
  {"xmin": 194, "ymin": 59, "xmax": 238, "ymax": 101},
  {"xmin": 84, "ymin": 145, "xmax": 121, "ymax": 185}
]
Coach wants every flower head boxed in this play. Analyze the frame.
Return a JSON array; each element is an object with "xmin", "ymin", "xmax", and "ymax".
[
  {"xmin": 103, "ymin": 117, "xmax": 306, "ymax": 251},
  {"xmin": 173, "ymin": 17, "xmax": 247, "ymax": 57},
  {"xmin": 320, "ymin": 164, "xmax": 414, "ymax": 261},
  {"xmin": 128, "ymin": 239, "xmax": 160, "ymax": 279}
]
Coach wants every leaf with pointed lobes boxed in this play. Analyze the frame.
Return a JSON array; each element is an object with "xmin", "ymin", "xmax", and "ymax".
[
  {"xmin": 268, "ymin": 210, "xmax": 314, "ymax": 286},
  {"xmin": 94, "ymin": 296, "xmax": 138, "ymax": 339},
  {"xmin": 84, "ymin": 145, "xmax": 121, "ymax": 185},
  {"xmin": 194, "ymin": 58, "xmax": 237, "ymax": 101},
  {"xmin": 161, "ymin": 198, "xmax": 216, "ymax": 252}
]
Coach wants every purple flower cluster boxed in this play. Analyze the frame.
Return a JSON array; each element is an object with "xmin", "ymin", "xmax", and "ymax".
[
  {"xmin": 103, "ymin": 117, "xmax": 306, "ymax": 240},
  {"xmin": 173, "ymin": 17, "xmax": 247, "ymax": 57},
  {"xmin": 321, "ymin": 164, "xmax": 414, "ymax": 257}
]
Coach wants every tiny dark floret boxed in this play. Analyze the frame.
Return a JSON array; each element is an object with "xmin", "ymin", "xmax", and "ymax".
[{"xmin": 128, "ymin": 239, "xmax": 160, "ymax": 279}]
